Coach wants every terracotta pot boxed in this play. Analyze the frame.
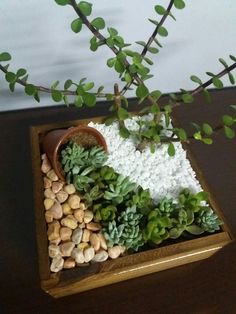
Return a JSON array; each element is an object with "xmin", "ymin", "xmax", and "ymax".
[{"xmin": 42, "ymin": 125, "xmax": 107, "ymax": 181}]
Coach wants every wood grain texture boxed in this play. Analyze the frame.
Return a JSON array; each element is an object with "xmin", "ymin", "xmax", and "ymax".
[{"xmin": 30, "ymin": 114, "xmax": 232, "ymax": 298}]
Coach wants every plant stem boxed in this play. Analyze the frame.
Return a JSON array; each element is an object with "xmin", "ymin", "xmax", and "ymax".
[{"xmin": 121, "ymin": 0, "xmax": 175, "ymax": 95}]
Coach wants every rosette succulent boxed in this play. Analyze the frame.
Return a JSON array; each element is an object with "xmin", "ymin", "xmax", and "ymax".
[
  {"xmin": 102, "ymin": 221, "xmax": 124, "ymax": 248},
  {"xmin": 178, "ymin": 188, "xmax": 208, "ymax": 212},
  {"xmin": 94, "ymin": 204, "xmax": 117, "ymax": 222},
  {"xmin": 157, "ymin": 197, "xmax": 177, "ymax": 217},
  {"xmin": 195, "ymin": 207, "xmax": 222, "ymax": 233}
]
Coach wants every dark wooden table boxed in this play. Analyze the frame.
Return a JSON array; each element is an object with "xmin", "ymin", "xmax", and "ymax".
[{"xmin": 1, "ymin": 88, "xmax": 236, "ymax": 314}]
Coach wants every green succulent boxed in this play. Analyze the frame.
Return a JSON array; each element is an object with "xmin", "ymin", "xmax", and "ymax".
[
  {"xmin": 104, "ymin": 175, "xmax": 137, "ymax": 205},
  {"xmin": 118, "ymin": 205, "xmax": 143, "ymax": 225},
  {"xmin": 195, "ymin": 207, "xmax": 223, "ymax": 233},
  {"xmin": 82, "ymin": 184, "xmax": 104, "ymax": 207},
  {"xmin": 128, "ymin": 186, "xmax": 153, "ymax": 215},
  {"xmin": 143, "ymin": 210, "xmax": 171, "ymax": 245},
  {"xmin": 157, "ymin": 197, "xmax": 177, "ymax": 216},
  {"xmin": 178, "ymin": 188, "xmax": 209, "ymax": 212},
  {"xmin": 73, "ymin": 174, "xmax": 94, "ymax": 192},
  {"xmin": 61, "ymin": 140, "xmax": 88, "ymax": 173},
  {"xmin": 100, "ymin": 165, "xmax": 118, "ymax": 182},
  {"xmin": 87, "ymin": 146, "xmax": 108, "ymax": 168},
  {"xmin": 102, "ymin": 221, "xmax": 124, "ymax": 247},
  {"xmin": 94, "ymin": 204, "xmax": 117, "ymax": 222}
]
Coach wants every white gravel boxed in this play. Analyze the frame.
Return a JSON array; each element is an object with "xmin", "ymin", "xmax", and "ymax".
[{"xmin": 88, "ymin": 115, "xmax": 203, "ymax": 203}]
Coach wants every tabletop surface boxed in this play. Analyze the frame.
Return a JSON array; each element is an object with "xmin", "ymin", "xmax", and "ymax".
[{"xmin": 0, "ymin": 88, "xmax": 236, "ymax": 314}]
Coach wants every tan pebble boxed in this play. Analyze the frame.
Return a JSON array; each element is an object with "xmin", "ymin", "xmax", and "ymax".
[
  {"xmin": 62, "ymin": 203, "xmax": 73, "ymax": 215},
  {"xmin": 90, "ymin": 233, "xmax": 100, "ymax": 251},
  {"xmin": 63, "ymin": 184, "xmax": 76, "ymax": 195},
  {"xmin": 71, "ymin": 248, "xmax": 85, "ymax": 264},
  {"xmin": 86, "ymin": 222, "xmax": 101, "ymax": 231},
  {"xmin": 47, "ymin": 169, "xmax": 58, "ymax": 181},
  {"xmin": 97, "ymin": 233, "xmax": 107, "ymax": 251},
  {"xmin": 41, "ymin": 155, "xmax": 51, "ymax": 173},
  {"xmin": 44, "ymin": 188, "xmax": 55, "ymax": 200},
  {"xmin": 79, "ymin": 222, "xmax": 86, "ymax": 229},
  {"xmin": 48, "ymin": 244, "xmax": 61, "ymax": 258},
  {"xmin": 44, "ymin": 198, "xmax": 54, "ymax": 210},
  {"xmin": 61, "ymin": 215, "xmax": 78, "ymax": 229},
  {"xmin": 49, "ymin": 202, "xmax": 63, "ymax": 219},
  {"xmin": 79, "ymin": 203, "xmax": 86, "ymax": 211},
  {"xmin": 74, "ymin": 209, "xmax": 84, "ymax": 223},
  {"xmin": 60, "ymin": 227, "xmax": 72, "ymax": 241},
  {"xmin": 84, "ymin": 210, "xmax": 93, "ymax": 224},
  {"xmin": 49, "ymin": 237, "xmax": 61, "ymax": 246},
  {"xmin": 68, "ymin": 194, "xmax": 80, "ymax": 209},
  {"xmin": 43, "ymin": 177, "xmax": 52, "ymax": 189},
  {"xmin": 50, "ymin": 255, "xmax": 64, "ymax": 273},
  {"xmin": 92, "ymin": 250, "xmax": 109, "ymax": 262},
  {"xmin": 82, "ymin": 229, "xmax": 91, "ymax": 242},
  {"xmin": 56, "ymin": 190, "xmax": 68, "ymax": 203},
  {"xmin": 45, "ymin": 211, "xmax": 54, "ymax": 223},
  {"xmin": 59, "ymin": 241, "xmax": 75, "ymax": 257},
  {"xmin": 108, "ymin": 246, "xmax": 122, "ymax": 259},
  {"xmin": 71, "ymin": 228, "xmax": 83, "ymax": 244},
  {"xmin": 119, "ymin": 246, "xmax": 126, "ymax": 255},
  {"xmin": 52, "ymin": 181, "xmax": 64, "ymax": 194},
  {"xmin": 63, "ymin": 257, "xmax": 76, "ymax": 269},
  {"xmin": 47, "ymin": 220, "xmax": 60, "ymax": 241},
  {"xmin": 84, "ymin": 247, "xmax": 95, "ymax": 263},
  {"xmin": 78, "ymin": 242, "xmax": 89, "ymax": 251},
  {"xmin": 41, "ymin": 153, "xmax": 46, "ymax": 160}
]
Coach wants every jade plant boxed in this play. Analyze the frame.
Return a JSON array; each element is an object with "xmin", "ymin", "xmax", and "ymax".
[
  {"xmin": 59, "ymin": 140, "xmax": 223, "ymax": 252},
  {"xmin": 0, "ymin": 1, "xmax": 236, "ymax": 155}
]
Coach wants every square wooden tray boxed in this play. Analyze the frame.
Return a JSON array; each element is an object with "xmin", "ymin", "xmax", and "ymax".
[{"xmin": 30, "ymin": 115, "xmax": 233, "ymax": 298}]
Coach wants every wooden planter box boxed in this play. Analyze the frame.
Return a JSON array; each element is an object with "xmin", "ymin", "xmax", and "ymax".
[{"xmin": 30, "ymin": 115, "xmax": 233, "ymax": 298}]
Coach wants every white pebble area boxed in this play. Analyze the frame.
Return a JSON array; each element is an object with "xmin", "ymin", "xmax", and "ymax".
[{"xmin": 88, "ymin": 116, "xmax": 203, "ymax": 203}]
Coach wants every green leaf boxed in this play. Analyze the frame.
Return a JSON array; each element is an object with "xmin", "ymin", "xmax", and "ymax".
[
  {"xmin": 105, "ymin": 116, "xmax": 117, "ymax": 126},
  {"xmin": 212, "ymin": 77, "xmax": 223, "ymax": 89},
  {"xmin": 71, "ymin": 18, "xmax": 83, "ymax": 33},
  {"xmin": 114, "ymin": 60, "xmax": 125, "ymax": 74},
  {"xmin": 224, "ymin": 126, "xmax": 235, "ymax": 139},
  {"xmin": 202, "ymin": 138, "xmax": 213, "ymax": 145},
  {"xmin": 16, "ymin": 68, "xmax": 27, "ymax": 77},
  {"xmin": 64, "ymin": 79, "xmax": 73, "ymax": 90},
  {"xmin": 63, "ymin": 95, "xmax": 69, "ymax": 107},
  {"xmin": 91, "ymin": 17, "xmax": 105, "ymax": 30},
  {"xmin": 51, "ymin": 80, "xmax": 60, "ymax": 89},
  {"xmin": 119, "ymin": 127, "xmax": 130, "ymax": 139},
  {"xmin": 148, "ymin": 19, "xmax": 159, "ymax": 26},
  {"xmin": 5, "ymin": 72, "xmax": 16, "ymax": 83},
  {"xmin": 74, "ymin": 95, "xmax": 83, "ymax": 107},
  {"xmin": 174, "ymin": 0, "xmax": 185, "ymax": 9},
  {"xmin": 9, "ymin": 82, "xmax": 15, "ymax": 92},
  {"xmin": 150, "ymin": 104, "xmax": 160, "ymax": 114},
  {"xmin": 186, "ymin": 225, "xmax": 204, "ymax": 235},
  {"xmin": 107, "ymin": 27, "xmax": 118, "ymax": 37},
  {"xmin": 117, "ymin": 107, "xmax": 129, "ymax": 120},
  {"xmin": 136, "ymin": 84, "xmax": 149, "ymax": 99},
  {"xmin": 230, "ymin": 105, "xmax": 236, "ymax": 111},
  {"xmin": 54, "ymin": 0, "xmax": 69, "ymax": 5},
  {"xmin": 150, "ymin": 90, "xmax": 162, "ymax": 101},
  {"xmin": 113, "ymin": 36, "xmax": 125, "ymax": 48},
  {"xmin": 78, "ymin": 1, "xmax": 92, "ymax": 16},
  {"xmin": 155, "ymin": 5, "xmax": 166, "ymax": 15},
  {"xmin": 229, "ymin": 55, "xmax": 236, "ymax": 62},
  {"xmin": 52, "ymin": 90, "xmax": 63, "ymax": 102},
  {"xmin": 182, "ymin": 93, "xmax": 194, "ymax": 103},
  {"xmin": 202, "ymin": 123, "xmax": 213, "ymax": 135},
  {"xmin": 0, "ymin": 52, "xmax": 11, "ymax": 62},
  {"xmin": 158, "ymin": 26, "xmax": 168, "ymax": 37},
  {"xmin": 178, "ymin": 128, "xmax": 187, "ymax": 141},
  {"xmin": 25, "ymin": 84, "xmax": 36, "ymax": 96},
  {"xmin": 83, "ymin": 92, "xmax": 96, "ymax": 107},
  {"xmin": 124, "ymin": 72, "xmax": 132, "ymax": 83},
  {"xmin": 34, "ymin": 91, "xmax": 40, "ymax": 103},
  {"xmin": 90, "ymin": 36, "xmax": 98, "ymax": 51},
  {"xmin": 228, "ymin": 72, "xmax": 235, "ymax": 85},
  {"xmin": 167, "ymin": 142, "xmax": 175, "ymax": 156},
  {"xmin": 222, "ymin": 115, "xmax": 234, "ymax": 126},
  {"xmin": 191, "ymin": 122, "xmax": 200, "ymax": 131},
  {"xmin": 147, "ymin": 47, "xmax": 159, "ymax": 54},
  {"xmin": 219, "ymin": 58, "xmax": 228, "ymax": 68},
  {"xmin": 203, "ymin": 89, "xmax": 212, "ymax": 103},
  {"xmin": 190, "ymin": 75, "xmax": 202, "ymax": 85},
  {"xmin": 84, "ymin": 82, "xmax": 94, "ymax": 91},
  {"xmin": 150, "ymin": 143, "xmax": 156, "ymax": 154},
  {"xmin": 107, "ymin": 57, "xmax": 116, "ymax": 68},
  {"xmin": 136, "ymin": 41, "xmax": 146, "ymax": 47},
  {"xmin": 194, "ymin": 131, "xmax": 202, "ymax": 140},
  {"xmin": 143, "ymin": 57, "xmax": 154, "ymax": 66}
]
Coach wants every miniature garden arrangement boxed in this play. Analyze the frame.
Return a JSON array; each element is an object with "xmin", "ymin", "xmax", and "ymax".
[{"xmin": 0, "ymin": 0, "xmax": 235, "ymax": 294}]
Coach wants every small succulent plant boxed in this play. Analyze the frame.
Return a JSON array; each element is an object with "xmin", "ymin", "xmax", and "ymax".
[
  {"xmin": 61, "ymin": 140, "xmax": 87, "ymax": 174},
  {"xmin": 127, "ymin": 186, "xmax": 154, "ymax": 214},
  {"xmin": 104, "ymin": 175, "xmax": 137, "ymax": 205},
  {"xmin": 178, "ymin": 188, "xmax": 208, "ymax": 212},
  {"xmin": 94, "ymin": 204, "xmax": 117, "ymax": 222},
  {"xmin": 157, "ymin": 197, "xmax": 177, "ymax": 217},
  {"xmin": 102, "ymin": 221, "xmax": 124, "ymax": 247},
  {"xmin": 82, "ymin": 184, "xmax": 104, "ymax": 207},
  {"xmin": 87, "ymin": 146, "xmax": 108, "ymax": 168},
  {"xmin": 195, "ymin": 207, "xmax": 222, "ymax": 233}
]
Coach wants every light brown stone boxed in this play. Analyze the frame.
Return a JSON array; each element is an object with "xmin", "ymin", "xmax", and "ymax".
[
  {"xmin": 43, "ymin": 177, "xmax": 52, "ymax": 189},
  {"xmin": 108, "ymin": 246, "xmax": 122, "ymax": 259},
  {"xmin": 82, "ymin": 229, "xmax": 91, "ymax": 242},
  {"xmin": 97, "ymin": 233, "xmax": 107, "ymax": 251},
  {"xmin": 92, "ymin": 250, "xmax": 109, "ymax": 262},
  {"xmin": 59, "ymin": 241, "xmax": 75, "ymax": 257},
  {"xmin": 49, "ymin": 237, "xmax": 61, "ymax": 246},
  {"xmin": 84, "ymin": 247, "xmax": 95, "ymax": 263},
  {"xmin": 71, "ymin": 248, "xmax": 85, "ymax": 264},
  {"xmin": 71, "ymin": 228, "xmax": 83, "ymax": 244},
  {"xmin": 63, "ymin": 257, "xmax": 76, "ymax": 269},
  {"xmin": 56, "ymin": 190, "xmax": 68, "ymax": 203},
  {"xmin": 79, "ymin": 203, "xmax": 86, "ymax": 211},
  {"xmin": 47, "ymin": 169, "xmax": 58, "ymax": 181},
  {"xmin": 49, "ymin": 202, "xmax": 63, "ymax": 219},
  {"xmin": 48, "ymin": 244, "xmax": 61, "ymax": 258},
  {"xmin": 78, "ymin": 242, "xmax": 89, "ymax": 251},
  {"xmin": 61, "ymin": 215, "xmax": 78, "ymax": 229},
  {"xmin": 47, "ymin": 220, "xmax": 60, "ymax": 241},
  {"xmin": 74, "ymin": 209, "xmax": 84, "ymax": 223},
  {"xmin": 44, "ymin": 198, "xmax": 54, "ymax": 210},
  {"xmin": 62, "ymin": 202, "xmax": 73, "ymax": 215},
  {"xmin": 89, "ymin": 233, "xmax": 100, "ymax": 251},
  {"xmin": 52, "ymin": 181, "xmax": 64, "ymax": 194},
  {"xmin": 50, "ymin": 255, "xmax": 64, "ymax": 272},
  {"xmin": 79, "ymin": 222, "xmax": 86, "ymax": 229},
  {"xmin": 41, "ymin": 155, "xmax": 51, "ymax": 173},
  {"xmin": 60, "ymin": 227, "xmax": 72, "ymax": 241},
  {"xmin": 84, "ymin": 210, "xmax": 93, "ymax": 224},
  {"xmin": 68, "ymin": 194, "xmax": 80, "ymax": 209},
  {"xmin": 86, "ymin": 222, "xmax": 101, "ymax": 231},
  {"xmin": 63, "ymin": 184, "xmax": 76, "ymax": 195},
  {"xmin": 45, "ymin": 211, "xmax": 54, "ymax": 223},
  {"xmin": 44, "ymin": 188, "xmax": 55, "ymax": 200}
]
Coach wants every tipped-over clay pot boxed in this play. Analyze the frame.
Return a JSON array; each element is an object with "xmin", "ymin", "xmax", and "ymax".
[{"xmin": 42, "ymin": 125, "xmax": 107, "ymax": 181}]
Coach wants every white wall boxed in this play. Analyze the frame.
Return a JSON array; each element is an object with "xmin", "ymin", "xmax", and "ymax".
[{"xmin": 0, "ymin": 0, "xmax": 235, "ymax": 111}]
